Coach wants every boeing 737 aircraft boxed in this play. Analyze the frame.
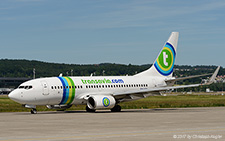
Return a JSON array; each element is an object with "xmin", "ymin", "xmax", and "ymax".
[{"xmin": 8, "ymin": 32, "xmax": 220, "ymax": 114}]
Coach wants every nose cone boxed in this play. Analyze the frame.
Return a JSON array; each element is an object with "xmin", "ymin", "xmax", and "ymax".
[{"xmin": 8, "ymin": 90, "xmax": 22, "ymax": 104}]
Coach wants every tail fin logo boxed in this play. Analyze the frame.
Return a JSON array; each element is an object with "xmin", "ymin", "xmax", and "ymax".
[{"xmin": 154, "ymin": 42, "xmax": 176, "ymax": 76}]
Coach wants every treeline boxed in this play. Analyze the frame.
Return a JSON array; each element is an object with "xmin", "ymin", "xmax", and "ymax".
[
  {"xmin": 0, "ymin": 59, "xmax": 224, "ymax": 91},
  {"xmin": 0, "ymin": 59, "xmax": 149, "ymax": 77},
  {"xmin": 0, "ymin": 59, "xmax": 224, "ymax": 78}
]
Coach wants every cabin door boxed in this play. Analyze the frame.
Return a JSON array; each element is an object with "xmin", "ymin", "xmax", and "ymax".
[{"xmin": 41, "ymin": 81, "xmax": 49, "ymax": 95}]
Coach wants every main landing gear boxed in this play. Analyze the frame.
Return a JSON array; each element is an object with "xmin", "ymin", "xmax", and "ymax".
[
  {"xmin": 111, "ymin": 105, "xmax": 121, "ymax": 112},
  {"xmin": 85, "ymin": 105, "xmax": 121, "ymax": 112}
]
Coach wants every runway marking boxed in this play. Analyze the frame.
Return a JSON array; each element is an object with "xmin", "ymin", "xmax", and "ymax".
[{"xmin": 2, "ymin": 127, "xmax": 225, "ymax": 141}]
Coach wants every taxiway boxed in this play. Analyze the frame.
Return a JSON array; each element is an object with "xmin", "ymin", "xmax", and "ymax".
[{"xmin": 0, "ymin": 107, "xmax": 225, "ymax": 140}]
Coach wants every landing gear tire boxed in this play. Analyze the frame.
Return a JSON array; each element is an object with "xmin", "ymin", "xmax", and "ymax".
[
  {"xmin": 111, "ymin": 105, "xmax": 121, "ymax": 112},
  {"xmin": 31, "ymin": 108, "xmax": 37, "ymax": 114},
  {"xmin": 86, "ymin": 106, "xmax": 96, "ymax": 113}
]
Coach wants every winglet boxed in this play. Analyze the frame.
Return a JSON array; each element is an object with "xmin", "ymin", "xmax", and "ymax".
[{"xmin": 205, "ymin": 66, "xmax": 220, "ymax": 85}]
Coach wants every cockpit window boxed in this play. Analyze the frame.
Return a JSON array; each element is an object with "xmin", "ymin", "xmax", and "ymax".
[
  {"xmin": 18, "ymin": 85, "xmax": 32, "ymax": 89},
  {"xmin": 18, "ymin": 86, "xmax": 25, "ymax": 89}
]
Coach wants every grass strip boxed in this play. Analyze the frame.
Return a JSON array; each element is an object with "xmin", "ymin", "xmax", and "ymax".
[{"xmin": 1, "ymin": 95, "xmax": 225, "ymax": 112}]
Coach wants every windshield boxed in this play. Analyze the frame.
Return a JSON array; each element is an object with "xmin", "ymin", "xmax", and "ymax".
[{"xmin": 18, "ymin": 85, "xmax": 32, "ymax": 89}]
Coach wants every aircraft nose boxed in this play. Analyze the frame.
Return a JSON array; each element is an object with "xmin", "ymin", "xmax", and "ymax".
[{"xmin": 8, "ymin": 90, "xmax": 21, "ymax": 103}]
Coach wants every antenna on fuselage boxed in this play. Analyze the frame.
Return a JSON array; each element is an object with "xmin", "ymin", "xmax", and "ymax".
[
  {"xmin": 33, "ymin": 68, "xmax": 35, "ymax": 79},
  {"xmin": 59, "ymin": 73, "xmax": 63, "ymax": 77}
]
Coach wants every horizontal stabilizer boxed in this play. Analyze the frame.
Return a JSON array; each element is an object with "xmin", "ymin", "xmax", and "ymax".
[{"xmin": 204, "ymin": 66, "xmax": 220, "ymax": 85}]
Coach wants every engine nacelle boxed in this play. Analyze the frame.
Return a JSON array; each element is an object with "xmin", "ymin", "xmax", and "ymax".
[
  {"xmin": 87, "ymin": 95, "xmax": 116, "ymax": 110},
  {"xmin": 46, "ymin": 105, "xmax": 72, "ymax": 110}
]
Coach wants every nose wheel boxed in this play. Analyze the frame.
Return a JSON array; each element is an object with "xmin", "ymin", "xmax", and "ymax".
[{"xmin": 31, "ymin": 108, "xmax": 37, "ymax": 114}]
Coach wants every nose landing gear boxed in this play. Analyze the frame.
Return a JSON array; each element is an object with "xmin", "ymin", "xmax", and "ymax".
[
  {"xmin": 31, "ymin": 108, "xmax": 37, "ymax": 114},
  {"xmin": 24, "ymin": 104, "xmax": 37, "ymax": 114}
]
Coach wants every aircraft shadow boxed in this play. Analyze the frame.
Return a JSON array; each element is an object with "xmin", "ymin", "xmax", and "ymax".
[{"xmin": 12, "ymin": 108, "xmax": 194, "ymax": 115}]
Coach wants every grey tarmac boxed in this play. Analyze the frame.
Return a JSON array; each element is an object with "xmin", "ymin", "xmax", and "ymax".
[{"xmin": 0, "ymin": 107, "xmax": 225, "ymax": 141}]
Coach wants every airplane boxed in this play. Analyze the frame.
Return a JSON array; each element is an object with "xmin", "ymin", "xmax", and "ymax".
[{"xmin": 8, "ymin": 32, "xmax": 220, "ymax": 114}]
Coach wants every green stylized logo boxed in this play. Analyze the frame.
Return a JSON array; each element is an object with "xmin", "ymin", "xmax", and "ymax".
[
  {"xmin": 154, "ymin": 42, "xmax": 176, "ymax": 76},
  {"xmin": 102, "ymin": 97, "xmax": 110, "ymax": 107},
  {"xmin": 157, "ymin": 48, "xmax": 173, "ymax": 71}
]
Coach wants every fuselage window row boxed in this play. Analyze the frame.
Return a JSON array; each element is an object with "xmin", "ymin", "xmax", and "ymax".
[
  {"xmin": 85, "ymin": 84, "xmax": 148, "ymax": 89},
  {"xmin": 51, "ymin": 84, "xmax": 148, "ymax": 90},
  {"xmin": 51, "ymin": 85, "xmax": 83, "ymax": 89}
]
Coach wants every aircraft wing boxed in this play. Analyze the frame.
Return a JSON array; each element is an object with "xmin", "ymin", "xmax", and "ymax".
[
  {"xmin": 113, "ymin": 66, "xmax": 220, "ymax": 99},
  {"xmin": 165, "ymin": 66, "xmax": 220, "ymax": 85},
  {"xmin": 113, "ymin": 83, "xmax": 201, "ymax": 98},
  {"xmin": 165, "ymin": 73, "xmax": 212, "ymax": 83}
]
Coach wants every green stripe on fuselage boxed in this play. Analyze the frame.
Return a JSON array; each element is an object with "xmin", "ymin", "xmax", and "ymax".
[{"xmin": 66, "ymin": 77, "xmax": 75, "ymax": 105}]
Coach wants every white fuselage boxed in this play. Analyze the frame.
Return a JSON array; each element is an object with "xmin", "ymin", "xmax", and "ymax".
[{"xmin": 9, "ymin": 75, "xmax": 166, "ymax": 106}]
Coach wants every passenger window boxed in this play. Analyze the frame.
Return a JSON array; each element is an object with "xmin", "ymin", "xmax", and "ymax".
[
  {"xmin": 28, "ymin": 86, "xmax": 32, "ymax": 89},
  {"xmin": 69, "ymin": 86, "xmax": 71, "ymax": 89},
  {"xmin": 80, "ymin": 86, "xmax": 82, "ymax": 89}
]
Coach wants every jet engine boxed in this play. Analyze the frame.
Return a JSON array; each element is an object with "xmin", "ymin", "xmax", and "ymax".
[
  {"xmin": 87, "ymin": 95, "xmax": 116, "ymax": 110},
  {"xmin": 46, "ymin": 104, "xmax": 72, "ymax": 110}
]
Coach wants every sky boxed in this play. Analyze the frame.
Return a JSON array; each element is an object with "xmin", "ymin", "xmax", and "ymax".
[{"xmin": 0, "ymin": 0, "xmax": 225, "ymax": 67}]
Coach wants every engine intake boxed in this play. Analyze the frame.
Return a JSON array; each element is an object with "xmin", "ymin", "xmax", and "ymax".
[{"xmin": 87, "ymin": 95, "xmax": 116, "ymax": 110}]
